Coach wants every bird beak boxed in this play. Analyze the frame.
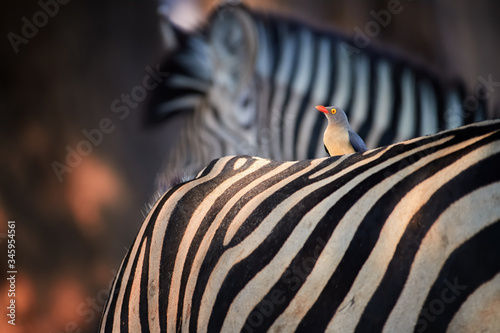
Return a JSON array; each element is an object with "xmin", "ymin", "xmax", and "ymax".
[{"xmin": 315, "ymin": 105, "xmax": 328, "ymax": 114}]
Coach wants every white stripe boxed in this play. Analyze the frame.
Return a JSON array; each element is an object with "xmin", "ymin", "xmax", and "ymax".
[
  {"xmin": 328, "ymin": 131, "xmax": 499, "ymax": 332},
  {"xmin": 419, "ymin": 79, "xmax": 438, "ymax": 136},
  {"xmin": 365, "ymin": 60, "xmax": 393, "ymax": 148},
  {"xmin": 292, "ymin": 28, "xmax": 314, "ymax": 94},
  {"xmin": 275, "ymin": 24, "xmax": 296, "ymax": 85},
  {"xmin": 445, "ymin": 90, "xmax": 464, "ymax": 130},
  {"xmin": 384, "ymin": 180, "xmax": 500, "ymax": 332},
  {"xmin": 394, "ymin": 68, "xmax": 416, "ymax": 143},
  {"xmin": 128, "ymin": 237, "xmax": 148, "ymax": 331},
  {"xmin": 349, "ymin": 53, "xmax": 370, "ymax": 132},
  {"xmin": 255, "ymin": 20, "xmax": 272, "ymax": 78},
  {"xmin": 157, "ymin": 95, "xmax": 202, "ymax": 115}
]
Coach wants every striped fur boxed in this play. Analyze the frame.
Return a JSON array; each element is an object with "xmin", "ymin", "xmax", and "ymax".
[
  {"xmin": 149, "ymin": 3, "xmax": 488, "ymax": 179},
  {"xmin": 100, "ymin": 119, "xmax": 500, "ymax": 332}
]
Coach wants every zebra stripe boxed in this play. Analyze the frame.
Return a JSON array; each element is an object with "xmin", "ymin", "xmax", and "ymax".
[
  {"xmin": 100, "ymin": 119, "xmax": 500, "ymax": 332},
  {"xmin": 149, "ymin": 4, "xmax": 489, "ymax": 180}
]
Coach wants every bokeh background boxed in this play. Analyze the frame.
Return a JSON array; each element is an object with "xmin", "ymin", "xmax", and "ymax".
[{"xmin": 1, "ymin": 0, "xmax": 499, "ymax": 332}]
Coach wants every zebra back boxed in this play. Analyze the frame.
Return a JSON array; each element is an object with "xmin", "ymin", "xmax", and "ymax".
[
  {"xmin": 101, "ymin": 119, "xmax": 500, "ymax": 332},
  {"xmin": 147, "ymin": 3, "xmax": 489, "ymax": 180}
]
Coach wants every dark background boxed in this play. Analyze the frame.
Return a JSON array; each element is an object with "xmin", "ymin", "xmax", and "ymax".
[{"xmin": 0, "ymin": 0, "xmax": 498, "ymax": 332}]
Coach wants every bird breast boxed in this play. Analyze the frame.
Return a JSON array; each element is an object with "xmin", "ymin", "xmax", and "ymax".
[{"xmin": 324, "ymin": 124, "xmax": 356, "ymax": 156}]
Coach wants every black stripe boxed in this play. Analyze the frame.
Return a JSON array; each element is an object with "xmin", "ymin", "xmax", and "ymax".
[
  {"xmin": 379, "ymin": 61, "xmax": 403, "ymax": 146},
  {"xmin": 357, "ymin": 54, "xmax": 376, "ymax": 141},
  {"xmin": 119, "ymin": 238, "xmax": 148, "ymax": 332},
  {"xmin": 430, "ymin": 76, "xmax": 446, "ymax": 132},
  {"xmin": 101, "ymin": 248, "xmax": 132, "ymax": 332},
  {"xmin": 456, "ymin": 81, "xmax": 471, "ymax": 125},
  {"xmin": 344, "ymin": 43, "xmax": 357, "ymax": 119},
  {"xmin": 197, "ymin": 158, "xmax": 218, "ymax": 179},
  {"xmin": 262, "ymin": 16, "xmax": 280, "ymax": 120},
  {"xmin": 138, "ymin": 237, "xmax": 151, "ymax": 332},
  {"xmin": 355, "ymin": 137, "xmax": 500, "ymax": 332}
]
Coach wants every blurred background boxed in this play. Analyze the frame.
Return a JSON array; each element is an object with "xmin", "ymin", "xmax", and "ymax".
[{"xmin": 0, "ymin": 0, "xmax": 498, "ymax": 332}]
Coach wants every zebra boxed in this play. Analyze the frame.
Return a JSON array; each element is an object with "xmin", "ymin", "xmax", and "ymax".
[
  {"xmin": 148, "ymin": 3, "xmax": 489, "ymax": 180},
  {"xmin": 100, "ymin": 119, "xmax": 500, "ymax": 332}
]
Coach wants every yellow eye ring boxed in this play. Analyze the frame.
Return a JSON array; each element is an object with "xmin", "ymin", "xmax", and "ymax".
[{"xmin": 331, "ymin": 108, "xmax": 336, "ymax": 114}]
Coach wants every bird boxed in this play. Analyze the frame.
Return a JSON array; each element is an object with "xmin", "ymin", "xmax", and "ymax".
[{"xmin": 316, "ymin": 105, "xmax": 367, "ymax": 156}]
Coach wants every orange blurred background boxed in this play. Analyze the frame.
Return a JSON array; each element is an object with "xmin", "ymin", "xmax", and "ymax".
[{"xmin": 0, "ymin": 1, "xmax": 498, "ymax": 332}]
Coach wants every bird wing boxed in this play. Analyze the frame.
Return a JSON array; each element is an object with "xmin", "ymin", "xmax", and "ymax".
[{"xmin": 348, "ymin": 128, "xmax": 367, "ymax": 152}]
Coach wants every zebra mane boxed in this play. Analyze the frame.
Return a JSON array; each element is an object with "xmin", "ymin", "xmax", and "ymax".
[{"xmin": 143, "ymin": 169, "xmax": 195, "ymax": 217}]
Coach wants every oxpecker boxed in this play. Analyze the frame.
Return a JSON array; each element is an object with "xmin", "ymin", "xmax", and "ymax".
[{"xmin": 316, "ymin": 105, "xmax": 367, "ymax": 156}]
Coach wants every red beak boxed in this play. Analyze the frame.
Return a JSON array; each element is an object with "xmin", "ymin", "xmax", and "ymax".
[{"xmin": 315, "ymin": 105, "xmax": 328, "ymax": 114}]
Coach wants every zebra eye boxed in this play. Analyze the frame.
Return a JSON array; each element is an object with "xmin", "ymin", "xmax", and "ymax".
[{"xmin": 331, "ymin": 109, "xmax": 336, "ymax": 115}]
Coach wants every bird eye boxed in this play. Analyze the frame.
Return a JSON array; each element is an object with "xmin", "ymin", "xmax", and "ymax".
[{"xmin": 331, "ymin": 109, "xmax": 336, "ymax": 114}]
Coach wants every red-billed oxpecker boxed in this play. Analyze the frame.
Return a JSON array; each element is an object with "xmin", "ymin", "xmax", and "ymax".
[{"xmin": 316, "ymin": 105, "xmax": 367, "ymax": 156}]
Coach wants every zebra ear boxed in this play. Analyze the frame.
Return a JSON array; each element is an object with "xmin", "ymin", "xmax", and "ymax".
[
  {"xmin": 208, "ymin": 2, "xmax": 258, "ymax": 97},
  {"xmin": 157, "ymin": 3, "xmax": 188, "ymax": 53}
]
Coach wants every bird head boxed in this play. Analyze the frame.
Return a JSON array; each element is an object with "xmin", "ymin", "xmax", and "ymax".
[{"xmin": 315, "ymin": 105, "xmax": 348, "ymax": 125}]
